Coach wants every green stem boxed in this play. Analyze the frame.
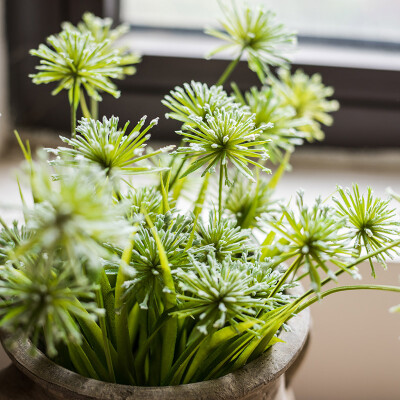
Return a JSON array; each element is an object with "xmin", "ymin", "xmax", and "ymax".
[
  {"xmin": 96, "ymin": 289, "xmax": 116, "ymax": 383},
  {"xmin": 71, "ymin": 79, "xmax": 77, "ymax": 138},
  {"xmin": 218, "ymin": 166, "xmax": 224, "ymax": 220},
  {"xmin": 296, "ymin": 238, "xmax": 400, "ymax": 305},
  {"xmin": 144, "ymin": 213, "xmax": 177, "ymax": 382},
  {"xmin": 80, "ymin": 90, "xmax": 92, "ymax": 119},
  {"xmin": 91, "ymin": 97, "xmax": 99, "ymax": 120},
  {"xmin": 216, "ymin": 50, "xmax": 243, "ymax": 86},
  {"xmin": 168, "ymin": 156, "xmax": 186, "ymax": 190},
  {"xmin": 268, "ymin": 255, "xmax": 303, "ymax": 298},
  {"xmin": 267, "ymin": 150, "xmax": 291, "ymax": 190},
  {"xmin": 115, "ymin": 236, "xmax": 136, "ymax": 384},
  {"xmin": 296, "ymin": 284, "xmax": 400, "ymax": 314},
  {"xmin": 71, "ymin": 106, "xmax": 76, "ymax": 138}
]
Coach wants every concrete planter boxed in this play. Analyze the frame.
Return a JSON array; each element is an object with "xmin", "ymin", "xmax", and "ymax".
[{"xmin": 0, "ymin": 289, "xmax": 310, "ymax": 400}]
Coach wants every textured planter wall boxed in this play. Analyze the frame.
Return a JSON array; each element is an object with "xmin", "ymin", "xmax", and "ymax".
[{"xmin": 0, "ymin": 303, "xmax": 310, "ymax": 400}]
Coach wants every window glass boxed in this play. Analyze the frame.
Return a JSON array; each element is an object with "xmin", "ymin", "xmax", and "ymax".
[{"xmin": 120, "ymin": 0, "xmax": 400, "ymax": 43}]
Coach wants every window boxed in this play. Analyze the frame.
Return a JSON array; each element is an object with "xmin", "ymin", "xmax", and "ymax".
[
  {"xmin": 5, "ymin": 0, "xmax": 400, "ymax": 147},
  {"xmin": 121, "ymin": 0, "xmax": 400, "ymax": 43}
]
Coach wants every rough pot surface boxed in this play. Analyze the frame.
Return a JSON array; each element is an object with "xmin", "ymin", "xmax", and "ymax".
[{"xmin": 0, "ymin": 287, "xmax": 310, "ymax": 400}]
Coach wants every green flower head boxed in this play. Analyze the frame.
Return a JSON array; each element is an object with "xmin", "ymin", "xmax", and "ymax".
[
  {"xmin": 197, "ymin": 210, "xmax": 250, "ymax": 261},
  {"xmin": 0, "ymin": 222, "xmax": 30, "ymax": 265},
  {"xmin": 52, "ymin": 116, "xmax": 174, "ymax": 179},
  {"xmin": 63, "ymin": 12, "xmax": 129, "ymax": 44},
  {"xmin": 162, "ymin": 81, "xmax": 237, "ymax": 126},
  {"xmin": 206, "ymin": 1, "xmax": 296, "ymax": 80},
  {"xmin": 21, "ymin": 158, "xmax": 133, "ymax": 271},
  {"xmin": 175, "ymin": 108, "xmax": 271, "ymax": 186},
  {"xmin": 30, "ymin": 29, "xmax": 130, "ymax": 110},
  {"xmin": 334, "ymin": 185, "xmax": 400, "ymax": 277},
  {"xmin": 125, "ymin": 186, "xmax": 163, "ymax": 223},
  {"xmin": 0, "ymin": 254, "xmax": 100, "ymax": 357},
  {"xmin": 224, "ymin": 173, "xmax": 277, "ymax": 230},
  {"xmin": 173, "ymin": 252, "xmax": 290, "ymax": 335},
  {"xmin": 273, "ymin": 68, "xmax": 340, "ymax": 141},
  {"xmin": 61, "ymin": 12, "xmax": 140, "ymax": 77},
  {"xmin": 122, "ymin": 213, "xmax": 193, "ymax": 309},
  {"xmin": 235, "ymin": 86, "xmax": 309, "ymax": 163},
  {"xmin": 263, "ymin": 191, "xmax": 356, "ymax": 293}
]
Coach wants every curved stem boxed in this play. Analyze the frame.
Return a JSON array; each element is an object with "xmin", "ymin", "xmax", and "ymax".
[
  {"xmin": 80, "ymin": 90, "xmax": 92, "ymax": 119},
  {"xmin": 216, "ymin": 50, "xmax": 243, "ymax": 86},
  {"xmin": 296, "ymin": 284, "xmax": 400, "ymax": 314},
  {"xmin": 295, "ymin": 238, "xmax": 400, "ymax": 305}
]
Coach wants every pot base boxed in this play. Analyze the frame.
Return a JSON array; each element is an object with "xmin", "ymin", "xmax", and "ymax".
[{"xmin": 0, "ymin": 364, "xmax": 296, "ymax": 400}]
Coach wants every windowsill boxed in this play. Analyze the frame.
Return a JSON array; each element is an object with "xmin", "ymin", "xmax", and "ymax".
[
  {"xmin": 121, "ymin": 30, "xmax": 400, "ymax": 71},
  {"xmin": 2, "ymin": 130, "xmax": 400, "ymax": 224}
]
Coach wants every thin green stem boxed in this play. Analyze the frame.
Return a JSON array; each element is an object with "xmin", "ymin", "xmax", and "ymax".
[
  {"xmin": 71, "ymin": 78, "xmax": 77, "ymax": 138},
  {"xmin": 114, "ymin": 235, "xmax": 136, "ymax": 385},
  {"xmin": 268, "ymin": 255, "xmax": 303, "ymax": 298},
  {"xmin": 216, "ymin": 50, "xmax": 243, "ymax": 86},
  {"xmin": 267, "ymin": 150, "xmax": 291, "ymax": 190},
  {"xmin": 144, "ymin": 213, "xmax": 177, "ymax": 383},
  {"xmin": 91, "ymin": 97, "xmax": 99, "ymax": 120},
  {"xmin": 95, "ymin": 289, "xmax": 116, "ymax": 383},
  {"xmin": 296, "ymin": 238, "xmax": 400, "ymax": 305},
  {"xmin": 71, "ymin": 106, "xmax": 76, "ymax": 138},
  {"xmin": 218, "ymin": 166, "xmax": 224, "ymax": 220},
  {"xmin": 80, "ymin": 90, "xmax": 92, "ymax": 119},
  {"xmin": 296, "ymin": 284, "xmax": 400, "ymax": 314},
  {"xmin": 168, "ymin": 156, "xmax": 186, "ymax": 190}
]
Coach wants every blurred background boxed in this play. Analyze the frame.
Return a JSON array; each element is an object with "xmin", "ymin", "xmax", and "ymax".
[{"xmin": 0, "ymin": 1, "xmax": 399, "ymax": 399}]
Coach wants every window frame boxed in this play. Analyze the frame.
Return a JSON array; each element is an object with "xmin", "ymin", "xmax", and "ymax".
[{"xmin": 5, "ymin": 0, "xmax": 400, "ymax": 147}]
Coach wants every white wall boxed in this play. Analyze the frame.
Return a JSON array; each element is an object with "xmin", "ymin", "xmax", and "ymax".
[{"xmin": 292, "ymin": 262, "xmax": 400, "ymax": 400}]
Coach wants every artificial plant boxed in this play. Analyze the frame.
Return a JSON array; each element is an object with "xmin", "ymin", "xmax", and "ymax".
[{"xmin": 0, "ymin": 1, "xmax": 399, "ymax": 387}]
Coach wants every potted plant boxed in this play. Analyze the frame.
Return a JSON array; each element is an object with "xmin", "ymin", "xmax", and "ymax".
[{"xmin": 0, "ymin": 2, "xmax": 399, "ymax": 399}]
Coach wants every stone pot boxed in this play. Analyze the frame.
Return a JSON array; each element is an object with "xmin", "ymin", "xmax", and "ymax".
[{"xmin": 0, "ymin": 291, "xmax": 310, "ymax": 400}]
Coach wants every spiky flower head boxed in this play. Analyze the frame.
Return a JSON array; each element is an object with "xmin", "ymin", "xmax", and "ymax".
[
  {"xmin": 21, "ymin": 158, "xmax": 132, "ymax": 271},
  {"xmin": 224, "ymin": 173, "xmax": 276, "ymax": 230},
  {"xmin": 124, "ymin": 186, "xmax": 163, "ymax": 223},
  {"xmin": 0, "ymin": 254, "xmax": 100, "ymax": 357},
  {"xmin": 206, "ymin": 1, "xmax": 296, "ymax": 80},
  {"xmin": 273, "ymin": 68, "xmax": 339, "ymax": 141},
  {"xmin": 173, "ymin": 253, "xmax": 291, "ymax": 335},
  {"xmin": 0, "ymin": 222, "xmax": 30, "ymax": 264},
  {"xmin": 175, "ymin": 108, "xmax": 271, "ymax": 185},
  {"xmin": 52, "ymin": 116, "xmax": 174, "ymax": 180},
  {"xmin": 61, "ymin": 12, "xmax": 140, "ymax": 77},
  {"xmin": 197, "ymin": 210, "xmax": 250, "ymax": 261},
  {"xmin": 63, "ymin": 12, "xmax": 129, "ymax": 44},
  {"xmin": 236, "ymin": 86, "xmax": 309, "ymax": 163},
  {"xmin": 162, "ymin": 81, "xmax": 237, "ymax": 126},
  {"xmin": 333, "ymin": 185, "xmax": 400, "ymax": 277},
  {"xmin": 122, "ymin": 213, "xmax": 193, "ymax": 309},
  {"xmin": 30, "ymin": 29, "xmax": 130, "ymax": 110},
  {"xmin": 263, "ymin": 191, "xmax": 356, "ymax": 293}
]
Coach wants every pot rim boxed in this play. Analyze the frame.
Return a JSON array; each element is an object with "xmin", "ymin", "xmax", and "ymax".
[{"xmin": 1, "ymin": 286, "xmax": 310, "ymax": 400}]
